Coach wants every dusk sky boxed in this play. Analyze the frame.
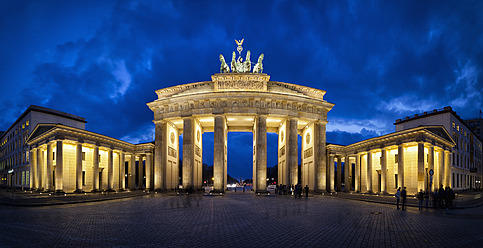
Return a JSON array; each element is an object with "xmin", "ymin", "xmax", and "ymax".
[{"xmin": 1, "ymin": 0, "xmax": 482, "ymax": 179}]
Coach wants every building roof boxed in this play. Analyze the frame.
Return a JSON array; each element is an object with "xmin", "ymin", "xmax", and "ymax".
[
  {"xmin": 394, "ymin": 106, "xmax": 482, "ymax": 143},
  {"xmin": 327, "ymin": 125, "xmax": 455, "ymax": 155},
  {"xmin": 27, "ymin": 123, "xmax": 153, "ymax": 154},
  {"xmin": 0, "ymin": 105, "xmax": 86, "ymax": 140}
]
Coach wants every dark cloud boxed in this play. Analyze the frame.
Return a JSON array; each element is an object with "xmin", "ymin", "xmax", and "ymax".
[{"xmin": 1, "ymin": 0, "xmax": 483, "ymax": 178}]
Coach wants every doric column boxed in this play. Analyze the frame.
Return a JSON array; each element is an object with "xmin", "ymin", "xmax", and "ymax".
[
  {"xmin": 29, "ymin": 148, "xmax": 37, "ymax": 190},
  {"xmin": 367, "ymin": 151, "xmax": 372, "ymax": 193},
  {"xmin": 182, "ymin": 117, "xmax": 194, "ymax": 190},
  {"xmin": 397, "ymin": 144, "xmax": 404, "ymax": 188},
  {"xmin": 437, "ymin": 149, "xmax": 443, "ymax": 189},
  {"xmin": 337, "ymin": 156, "xmax": 342, "ymax": 191},
  {"xmin": 46, "ymin": 143, "xmax": 53, "ymax": 191},
  {"xmin": 55, "ymin": 140, "xmax": 63, "ymax": 193},
  {"xmin": 213, "ymin": 115, "xmax": 226, "ymax": 193},
  {"xmin": 75, "ymin": 142, "xmax": 83, "ymax": 192},
  {"xmin": 107, "ymin": 148, "xmax": 114, "ymax": 191},
  {"xmin": 444, "ymin": 151, "xmax": 451, "ymax": 187},
  {"xmin": 154, "ymin": 121, "xmax": 166, "ymax": 190},
  {"xmin": 427, "ymin": 145, "xmax": 434, "ymax": 191},
  {"xmin": 129, "ymin": 154, "xmax": 136, "ymax": 189},
  {"xmin": 316, "ymin": 121, "xmax": 327, "ymax": 191},
  {"xmin": 92, "ymin": 145, "xmax": 99, "ymax": 191},
  {"xmin": 37, "ymin": 147, "xmax": 43, "ymax": 191},
  {"xmin": 329, "ymin": 154, "xmax": 335, "ymax": 192},
  {"xmin": 417, "ymin": 142, "xmax": 425, "ymax": 191},
  {"xmin": 137, "ymin": 155, "xmax": 144, "ymax": 189},
  {"xmin": 344, "ymin": 155, "xmax": 350, "ymax": 192},
  {"xmin": 146, "ymin": 153, "xmax": 153, "ymax": 190},
  {"xmin": 355, "ymin": 153, "xmax": 360, "ymax": 192},
  {"xmin": 255, "ymin": 115, "xmax": 267, "ymax": 193},
  {"xmin": 119, "ymin": 152, "xmax": 125, "ymax": 190},
  {"xmin": 287, "ymin": 118, "xmax": 298, "ymax": 186},
  {"xmin": 381, "ymin": 148, "xmax": 387, "ymax": 194}
]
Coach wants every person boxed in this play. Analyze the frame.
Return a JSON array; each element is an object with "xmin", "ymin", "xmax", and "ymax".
[
  {"xmin": 438, "ymin": 185, "xmax": 445, "ymax": 209},
  {"xmin": 401, "ymin": 187, "xmax": 407, "ymax": 211},
  {"xmin": 395, "ymin": 187, "xmax": 401, "ymax": 210},
  {"xmin": 432, "ymin": 190, "xmax": 438, "ymax": 208},
  {"xmin": 305, "ymin": 185, "xmax": 309, "ymax": 198},
  {"xmin": 448, "ymin": 187, "xmax": 455, "ymax": 209},
  {"xmin": 417, "ymin": 189, "xmax": 424, "ymax": 210}
]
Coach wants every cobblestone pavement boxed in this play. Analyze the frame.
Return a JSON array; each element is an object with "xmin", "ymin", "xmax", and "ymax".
[{"xmin": 1, "ymin": 192, "xmax": 482, "ymax": 248}]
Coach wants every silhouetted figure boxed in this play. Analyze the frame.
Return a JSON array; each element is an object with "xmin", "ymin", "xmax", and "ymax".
[
  {"xmin": 395, "ymin": 187, "xmax": 401, "ymax": 210},
  {"xmin": 417, "ymin": 189, "xmax": 424, "ymax": 210},
  {"xmin": 438, "ymin": 185, "xmax": 445, "ymax": 208},
  {"xmin": 305, "ymin": 185, "xmax": 309, "ymax": 198},
  {"xmin": 401, "ymin": 187, "xmax": 407, "ymax": 211},
  {"xmin": 432, "ymin": 191, "xmax": 438, "ymax": 208}
]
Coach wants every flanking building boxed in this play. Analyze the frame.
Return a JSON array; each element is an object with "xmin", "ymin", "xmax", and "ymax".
[
  {"xmin": 395, "ymin": 107, "xmax": 482, "ymax": 191},
  {"xmin": 328, "ymin": 126, "xmax": 455, "ymax": 195},
  {"xmin": 0, "ymin": 105, "xmax": 86, "ymax": 189}
]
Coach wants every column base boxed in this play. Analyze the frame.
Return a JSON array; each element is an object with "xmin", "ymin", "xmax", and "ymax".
[
  {"xmin": 91, "ymin": 189, "xmax": 101, "ymax": 193},
  {"xmin": 105, "ymin": 189, "xmax": 116, "ymax": 192},
  {"xmin": 55, "ymin": 190, "xmax": 65, "ymax": 194},
  {"xmin": 74, "ymin": 189, "xmax": 85, "ymax": 193}
]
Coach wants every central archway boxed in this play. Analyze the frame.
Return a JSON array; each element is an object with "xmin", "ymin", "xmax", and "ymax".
[{"xmin": 147, "ymin": 73, "xmax": 334, "ymax": 193}]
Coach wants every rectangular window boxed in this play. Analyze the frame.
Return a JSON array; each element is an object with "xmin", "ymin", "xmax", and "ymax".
[
  {"xmin": 26, "ymin": 171, "xmax": 29, "ymax": 186},
  {"xmin": 82, "ymin": 171, "xmax": 86, "ymax": 186},
  {"xmin": 453, "ymin": 173, "xmax": 455, "ymax": 187},
  {"xmin": 457, "ymin": 173, "xmax": 459, "ymax": 187},
  {"xmin": 82, "ymin": 152, "xmax": 86, "ymax": 161},
  {"xmin": 395, "ymin": 154, "xmax": 398, "ymax": 163},
  {"xmin": 395, "ymin": 174, "xmax": 398, "ymax": 188},
  {"xmin": 53, "ymin": 152, "xmax": 55, "ymax": 160}
]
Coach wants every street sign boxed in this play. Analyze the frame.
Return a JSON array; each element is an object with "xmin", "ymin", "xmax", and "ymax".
[{"xmin": 429, "ymin": 169, "xmax": 434, "ymax": 176}]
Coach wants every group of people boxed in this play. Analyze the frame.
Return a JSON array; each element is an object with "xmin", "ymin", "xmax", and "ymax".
[
  {"xmin": 395, "ymin": 185, "xmax": 456, "ymax": 210},
  {"xmin": 275, "ymin": 184, "xmax": 309, "ymax": 198}
]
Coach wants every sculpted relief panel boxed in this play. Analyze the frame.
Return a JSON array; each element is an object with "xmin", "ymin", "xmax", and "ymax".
[{"xmin": 155, "ymin": 97, "xmax": 326, "ymax": 119}]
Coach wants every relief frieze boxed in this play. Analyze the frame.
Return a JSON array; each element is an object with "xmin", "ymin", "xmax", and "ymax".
[{"xmin": 304, "ymin": 147, "xmax": 313, "ymax": 158}]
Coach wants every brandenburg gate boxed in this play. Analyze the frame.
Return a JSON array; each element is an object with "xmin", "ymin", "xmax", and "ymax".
[{"xmin": 147, "ymin": 40, "xmax": 334, "ymax": 193}]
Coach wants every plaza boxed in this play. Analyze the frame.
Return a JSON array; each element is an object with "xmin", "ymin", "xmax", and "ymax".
[{"xmin": 0, "ymin": 191, "xmax": 482, "ymax": 247}]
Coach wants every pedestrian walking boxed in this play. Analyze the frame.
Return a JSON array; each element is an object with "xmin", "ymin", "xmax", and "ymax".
[
  {"xmin": 401, "ymin": 187, "xmax": 407, "ymax": 211},
  {"xmin": 432, "ymin": 191, "xmax": 438, "ymax": 208},
  {"xmin": 417, "ymin": 189, "xmax": 424, "ymax": 210},
  {"xmin": 395, "ymin": 187, "xmax": 401, "ymax": 210},
  {"xmin": 438, "ymin": 185, "xmax": 445, "ymax": 208},
  {"xmin": 305, "ymin": 185, "xmax": 309, "ymax": 198}
]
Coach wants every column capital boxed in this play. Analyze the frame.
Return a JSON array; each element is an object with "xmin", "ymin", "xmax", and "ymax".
[{"xmin": 317, "ymin": 120, "xmax": 328, "ymax": 125}]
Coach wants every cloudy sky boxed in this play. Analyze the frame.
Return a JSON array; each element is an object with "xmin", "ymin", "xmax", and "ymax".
[{"xmin": 1, "ymin": 0, "xmax": 482, "ymax": 179}]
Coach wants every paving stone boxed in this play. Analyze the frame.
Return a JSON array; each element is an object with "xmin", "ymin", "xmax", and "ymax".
[{"xmin": 0, "ymin": 192, "xmax": 482, "ymax": 247}]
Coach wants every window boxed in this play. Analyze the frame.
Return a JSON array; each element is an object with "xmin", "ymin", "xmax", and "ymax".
[
  {"xmin": 82, "ymin": 152, "xmax": 86, "ymax": 161},
  {"xmin": 26, "ymin": 119, "xmax": 29, "ymax": 126},
  {"xmin": 457, "ymin": 125, "xmax": 460, "ymax": 132},
  {"xmin": 477, "ymin": 121, "xmax": 480, "ymax": 126},
  {"xmin": 395, "ymin": 154, "xmax": 398, "ymax": 163},
  {"xmin": 53, "ymin": 152, "xmax": 55, "ymax": 160},
  {"xmin": 82, "ymin": 171, "xmax": 86, "ymax": 186},
  {"xmin": 395, "ymin": 174, "xmax": 398, "ymax": 188},
  {"xmin": 99, "ymin": 154, "xmax": 101, "ymax": 163},
  {"xmin": 453, "ymin": 122, "xmax": 456, "ymax": 128},
  {"xmin": 457, "ymin": 173, "xmax": 459, "ymax": 187}
]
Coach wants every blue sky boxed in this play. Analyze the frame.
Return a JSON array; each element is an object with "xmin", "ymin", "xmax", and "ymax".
[{"xmin": 1, "ymin": 0, "xmax": 482, "ymax": 179}]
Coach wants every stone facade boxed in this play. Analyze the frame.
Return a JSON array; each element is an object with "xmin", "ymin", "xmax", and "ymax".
[
  {"xmin": 327, "ymin": 126, "xmax": 455, "ymax": 195},
  {"xmin": 26, "ymin": 124, "xmax": 153, "ymax": 193}
]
